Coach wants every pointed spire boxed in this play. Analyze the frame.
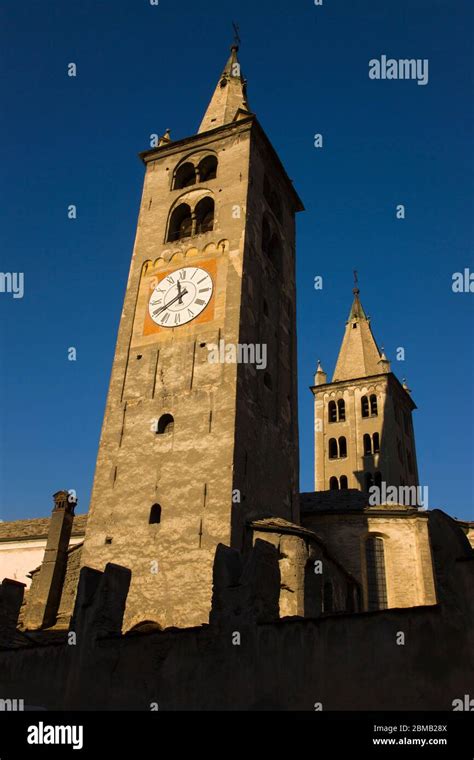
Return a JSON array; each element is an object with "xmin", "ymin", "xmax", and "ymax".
[
  {"xmin": 347, "ymin": 288, "xmax": 368, "ymax": 321},
  {"xmin": 314, "ymin": 360, "xmax": 327, "ymax": 386},
  {"xmin": 378, "ymin": 348, "xmax": 391, "ymax": 374},
  {"xmin": 198, "ymin": 44, "xmax": 250, "ymax": 134},
  {"xmin": 332, "ymin": 279, "xmax": 384, "ymax": 382}
]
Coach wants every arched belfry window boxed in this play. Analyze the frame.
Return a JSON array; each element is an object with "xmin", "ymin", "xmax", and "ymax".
[
  {"xmin": 340, "ymin": 475, "xmax": 348, "ymax": 489},
  {"xmin": 174, "ymin": 162, "xmax": 196, "ymax": 190},
  {"xmin": 173, "ymin": 156, "xmax": 219, "ymax": 190},
  {"xmin": 364, "ymin": 432, "xmax": 381, "ymax": 456},
  {"xmin": 149, "ymin": 504, "xmax": 162, "ymax": 524},
  {"xmin": 328, "ymin": 401, "xmax": 337, "ymax": 423},
  {"xmin": 338, "ymin": 436, "xmax": 347, "ymax": 458},
  {"xmin": 365, "ymin": 536, "xmax": 388, "ymax": 610},
  {"xmin": 167, "ymin": 203, "xmax": 192, "ymax": 242},
  {"xmin": 361, "ymin": 395, "xmax": 369, "ymax": 418},
  {"xmin": 329, "ymin": 399, "xmax": 345, "ymax": 423},
  {"xmin": 329, "ymin": 476, "xmax": 339, "ymax": 491},
  {"xmin": 329, "ymin": 438, "xmax": 347, "ymax": 459},
  {"xmin": 370, "ymin": 394, "xmax": 378, "ymax": 416},
  {"xmin": 156, "ymin": 414, "xmax": 174, "ymax": 435},
  {"xmin": 198, "ymin": 155, "xmax": 218, "ymax": 182},
  {"xmin": 195, "ymin": 197, "xmax": 214, "ymax": 234},
  {"xmin": 337, "ymin": 399, "xmax": 346, "ymax": 421}
]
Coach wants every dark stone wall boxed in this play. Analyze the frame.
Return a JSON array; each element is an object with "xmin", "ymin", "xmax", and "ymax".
[
  {"xmin": 1, "ymin": 523, "xmax": 472, "ymax": 711},
  {"xmin": 0, "ymin": 596, "xmax": 472, "ymax": 711}
]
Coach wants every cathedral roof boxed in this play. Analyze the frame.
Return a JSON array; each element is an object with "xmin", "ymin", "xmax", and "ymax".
[
  {"xmin": 332, "ymin": 287, "xmax": 389, "ymax": 382},
  {"xmin": 249, "ymin": 517, "xmax": 360, "ymax": 583},
  {"xmin": 249, "ymin": 516, "xmax": 321, "ymax": 540},
  {"xmin": 198, "ymin": 45, "xmax": 251, "ymax": 133},
  {"xmin": 0, "ymin": 513, "xmax": 87, "ymax": 542}
]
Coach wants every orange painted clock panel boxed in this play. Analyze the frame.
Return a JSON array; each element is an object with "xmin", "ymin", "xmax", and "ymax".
[{"xmin": 142, "ymin": 259, "xmax": 217, "ymax": 336}]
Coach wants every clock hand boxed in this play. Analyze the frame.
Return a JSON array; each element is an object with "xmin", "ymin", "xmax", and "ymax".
[{"xmin": 152, "ymin": 289, "xmax": 188, "ymax": 317}]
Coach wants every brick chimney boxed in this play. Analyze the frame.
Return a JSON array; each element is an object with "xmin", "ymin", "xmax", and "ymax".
[{"xmin": 23, "ymin": 490, "xmax": 77, "ymax": 630}]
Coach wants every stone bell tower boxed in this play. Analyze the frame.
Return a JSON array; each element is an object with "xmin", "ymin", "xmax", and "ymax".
[
  {"xmin": 305, "ymin": 284, "xmax": 436, "ymax": 613},
  {"xmin": 312, "ymin": 284, "xmax": 419, "ymax": 495},
  {"xmin": 80, "ymin": 45, "xmax": 304, "ymax": 630}
]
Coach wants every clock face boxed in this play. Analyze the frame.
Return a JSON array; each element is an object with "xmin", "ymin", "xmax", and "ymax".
[{"xmin": 148, "ymin": 266, "xmax": 213, "ymax": 328}]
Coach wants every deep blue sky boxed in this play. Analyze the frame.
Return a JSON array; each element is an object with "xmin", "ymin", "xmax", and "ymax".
[{"xmin": 0, "ymin": 0, "xmax": 472, "ymax": 522}]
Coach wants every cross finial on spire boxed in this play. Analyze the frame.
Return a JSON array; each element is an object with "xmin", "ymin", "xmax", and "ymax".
[
  {"xmin": 353, "ymin": 269, "xmax": 359, "ymax": 295},
  {"xmin": 198, "ymin": 38, "xmax": 250, "ymax": 133},
  {"xmin": 232, "ymin": 22, "xmax": 241, "ymax": 49}
]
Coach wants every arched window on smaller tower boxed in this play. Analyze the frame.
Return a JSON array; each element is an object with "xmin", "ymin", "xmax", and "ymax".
[
  {"xmin": 374, "ymin": 471, "xmax": 382, "ymax": 488},
  {"xmin": 337, "ymin": 399, "xmax": 346, "ymax": 421},
  {"xmin": 328, "ymin": 401, "xmax": 337, "ymax": 423},
  {"xmin": 174, "ymin": 162, "xmax": 196, "ymax": 190},
  {"xmin": 340, "ymin": 475, "xmax": 348, "ymax": 490},
  {"xmin": 361, "ymin": 395, "xmax": 369, "ymax": 418},
  {"xmin": 365, "ymin": 472, "xmax": 374, "ymax": 491},
  {"xmin": 198, "ymin": 155, "xmax": 218, "ymax": 182},
  {"xmin": 328, "ymin": 438, "xmax": 338, "ymax": 459},
  {"xmin": 338, "ymin": 436, "xmax": 347, "ymax": 458},
  {"xmin": 195, "ymin": 197, "xmax": 214, "ymax": 234},
  {"xmin": 156, "ymin": 414, "xmax": 174, "ymax": 435},
  {"xmin": 373, "ymin": 432, "xmax": 380, "ymax": 454},
  {"xmin": 149, "ymin": 504, "xmax": 162, "ymax": 524},
  {"xmin": 323, "ymin": 581, "xmax": 334, "ymax": 613},
  {"xmin": 366, "ymin": 536, "xmax": 388, "ymax": 610},
  {"xmin": 167, "ymin": 203, "xmax": 192, "ymax": 242},
  {"xmin": 363, "ymin": 433, "xmax": 372, "ymax": 456},
  {"xmin": 329, "ymin": 476, "xmax": 339, "ymax": 491},
  {"xmin": 370, "ymin": 394, "xmax": 378, "ymax": 416}
]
